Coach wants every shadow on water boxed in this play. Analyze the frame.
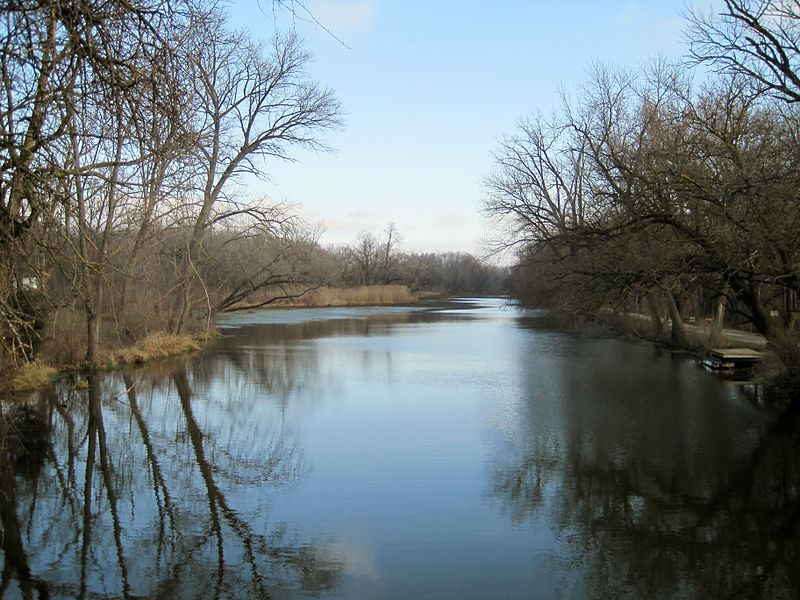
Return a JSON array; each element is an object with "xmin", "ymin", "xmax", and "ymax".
[
  {"xmin": 0, "ymin": 399, "xmax": 51, "ymax": 598},
  {"xmin": 202, "ymin": 306, "xmax": 476, "ymax": 406},
  {"xmin": 491, "ymin": 324, "xmax": 800, "ymax": 599},
  {"xmin": 0, "ymin": 362, "xmax": 343, "ymax": 599}
]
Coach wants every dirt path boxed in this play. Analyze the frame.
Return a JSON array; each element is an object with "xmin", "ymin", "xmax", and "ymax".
[
  {"xmin": 685, "ymin": 322, "xmax": 768, "ymax": 348},
  {"xmin": 625, "ymin": 312, "xmax": 768, "ymax": 349}
]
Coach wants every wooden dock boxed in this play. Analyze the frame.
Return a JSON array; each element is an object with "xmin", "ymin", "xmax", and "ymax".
[{"xmin": 702, "ymin": 348, "xmax": 763, "ymax": 370}]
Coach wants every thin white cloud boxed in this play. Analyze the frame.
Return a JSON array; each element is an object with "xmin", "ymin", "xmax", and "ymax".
[
  {"xmin": 346, "ymin": 209, "xmax": 373, "ymax": 219},
  {"xmin": 310, "ymin": 0, "xmax": 377, "ymax": 36},
  {"xmin": 432, "ymin": 213, "xmax": 469, "ymax": 228}
]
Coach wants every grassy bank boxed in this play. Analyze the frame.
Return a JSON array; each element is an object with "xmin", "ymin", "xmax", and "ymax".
[
  {"xmin": 4, "ymin": 331, "xmax": 204, "ymax": 394},
  {"xmin": 8, "ymin": 362, "xmax": 59, "ymax": 393},
  {"xmin": 4, "ymin": 285, "xmax": 421, "ymax": 393},
  {"xmin": 96, "ymin": 331, "xmax": 203, "ymax": 369},
  {"xmin": 247, "ymin": 284, "xmax": 418, "ymax": 308}
]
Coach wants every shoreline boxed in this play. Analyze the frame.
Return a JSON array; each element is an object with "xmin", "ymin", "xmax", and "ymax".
[
  {"xmin": 562, "ymin": 310, "xmax": 799, "ymax": 401},
  {"xmin": 9, "ymin": 299, "xmax": 792, "ymax": 402},
  {"xmin": 4, "ymin": 332, "xmax": 207, "ymax": 395},
  {"xmin": 3, "ymin": 292, "xmax": 447, "ymax": 394}
]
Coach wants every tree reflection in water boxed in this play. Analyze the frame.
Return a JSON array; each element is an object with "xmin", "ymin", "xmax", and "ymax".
[
  {"xmin": 4, "ymin": 304, "xmax": 796, "ymax": 598},
  {"xmin": 0, "ymin": 361, "xmax": 343, "ymax": 599},
  {"xmin": 207, "ymin": 309, "xmax": 449, "ymax": 409},
  {"xmin": 491, "ymin": 338, "xmax": 800, "ymax": 599},
  {"xmin": 0, "ymin": 399, "xmax": 51, "ymax": 598}
]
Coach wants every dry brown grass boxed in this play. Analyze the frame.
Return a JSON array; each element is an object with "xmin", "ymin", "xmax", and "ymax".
[
  {"xmin": 8, "ymin": 362, "xmax": 58, "ymax": 392},
  {"xmin": 35, "ymin": 304, "xmax": 204, "ymax": 370},
  {"xmin": 100, "ymin": 332, "xmax": 202, "ymax": 369},
  {"xmin": 2, "ymin": 301, "xmax": 208, "ymax": 393},
  {"xmin": 274, "ymin": 285, "xmax": 417, "ymax": 307}
]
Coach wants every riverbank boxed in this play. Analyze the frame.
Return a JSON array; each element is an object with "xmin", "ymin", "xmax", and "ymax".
[
  {"xmin": 4, "ymin": 332, "xmax": 205, "ymax": 394},
  {"xmin": 554, "ymin": 309, "xmax": 769, "ymax": 352},
  {"xmin": 226, "ymin": 284, "xmax": 420, "ymax": 310},
  {"xmin": 572, "ymin": 310, "xmax": 800, "ymax": 402},
  {"xmin": 3, "ymin": 285, "xmax": 430, "ymax": 394}
]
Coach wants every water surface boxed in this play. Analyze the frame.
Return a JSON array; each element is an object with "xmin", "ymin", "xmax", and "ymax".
[{"xmin": 1, "ymin": 298, "xmax": 798, "ymax": 598}]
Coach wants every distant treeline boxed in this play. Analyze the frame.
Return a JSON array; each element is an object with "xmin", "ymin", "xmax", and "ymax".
[
  {"xmin": 484, "ymin": 1, "xmax": 800, "ymax": 373},
  {"xmin": 319, "ymin": 225, "xmax": 507, "ymax": 298}
]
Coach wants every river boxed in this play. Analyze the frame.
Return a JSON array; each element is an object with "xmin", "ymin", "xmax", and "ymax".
[{"xmin": 1, "ymin": 297, "xmax": 798, "ymax": 599}]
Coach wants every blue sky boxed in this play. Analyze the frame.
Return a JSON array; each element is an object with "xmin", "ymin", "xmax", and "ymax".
[{"xmin": 227, "ymin": 1, "xmax": 715, "ymax": 256}]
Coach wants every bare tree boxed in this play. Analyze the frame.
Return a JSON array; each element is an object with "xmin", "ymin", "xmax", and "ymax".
[
  {"xmin": 205, "ymin": 211, "xmax": 326, "ymax": 312},
  {"xmin": 378, "ymin": 222, "xmax": 402, "ymax": 283},
  {"xmin": 350, "ymin": 230, "xmax": 379, "ymax": 286},
  {"xmin": 0, "ymin": 1, "xmax": 182, "ymax": 363},
  {"xmin": 483, "ymin": 112, "xmax": 589, "ymax": 252},
  {"xmin": 169, "ymin": 9, "xmax": 341, "ymax": 333},
  {"xmin": 0, "ymin": 1, "xmax": 343, "ymax": 371},
  {"xmin": 486, "ymin": 59, "xmax": 800, "ymax": 355},
  {"xmin": 687, "ymin": 0, "xmax": 800, "ymax": 102}
]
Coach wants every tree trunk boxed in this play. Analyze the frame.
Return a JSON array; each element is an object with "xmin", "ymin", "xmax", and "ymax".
[
  {"xmin": 171, "ymin": 273, "xmax": 192, "ymax": 335},
  {"xmin": 85, "ymin": 307, "xmax": 98, "ymax": 362},
  {"xmin": 731, "ymin": 278, "xmax": 773, "ymax": 338},
  {"xmin": 784, "ymin": 289, "xmax": 797, "ymax": 331},
  {"xmin": 646, "ymin": 294, "xmax": 665, "ymax": 338},
  {"xmin": 667, "ymin": 291, "xmax": 689, "ymax": 348},
  {"xmin": 710, "ymin": 286, "xmax": 728, "ymax": 346}
]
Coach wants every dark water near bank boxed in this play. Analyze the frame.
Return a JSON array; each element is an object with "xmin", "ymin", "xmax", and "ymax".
[{"xmin": 1, "ymin": 298, "xmax": 799, "ymax": 599}]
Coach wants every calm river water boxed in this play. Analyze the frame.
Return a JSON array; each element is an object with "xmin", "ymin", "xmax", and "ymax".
[{"xmin": 1, "ymin": 298, "xmax": 798, "ymax": 599}]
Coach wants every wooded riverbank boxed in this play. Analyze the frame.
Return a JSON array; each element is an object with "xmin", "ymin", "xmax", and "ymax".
[
  {"xmin": 3, "ymin": 285, "xmax": 432, "ymax": 393},
  {"xmin": 485, "ymin": 2, "xmax": 800, "ymax": 384}
]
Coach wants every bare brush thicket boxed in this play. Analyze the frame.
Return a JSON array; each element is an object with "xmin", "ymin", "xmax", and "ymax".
[
  {"xmin": 485, "ymin": 1, "xmax": 800, "ymax": 372},
  {"xmin": 0, "ymin": 1, "xmax": 341, "ymax": 370}
]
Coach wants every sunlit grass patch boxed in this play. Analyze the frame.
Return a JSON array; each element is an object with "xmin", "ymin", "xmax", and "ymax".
[
  {"xmin": 281, "ymin": 285, "xmax": 417, "ymax": 307},
  {"xmin": 100, "ymin": 332, "xmax": 202, "ymax": 369},
  {"xmin": 9, "ymin": 362, "xmax": 58, "ymax": 392},
  {"xmin": 136, "ymin": 332, "xmax": 202, "ymax": 357}
]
